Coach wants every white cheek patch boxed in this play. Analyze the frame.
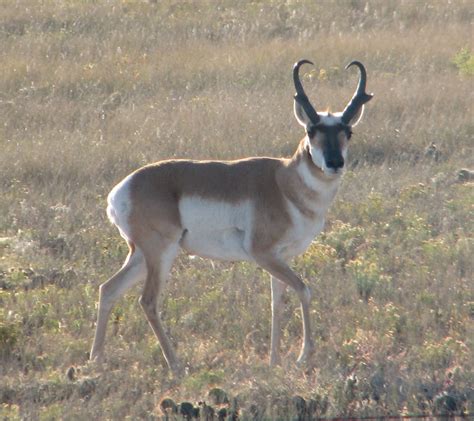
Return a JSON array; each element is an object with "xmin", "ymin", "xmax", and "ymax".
[
  {"xmin": 341, "ymin": 145, "xmax": 348, "ymax": 161},
  {"xmin": 304, "ymin": 137, "xmax": 325, "ymax": 171}
]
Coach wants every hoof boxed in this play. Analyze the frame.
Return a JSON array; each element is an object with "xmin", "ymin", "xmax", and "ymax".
[
  {"xmin": 169, "ymin": 361, "xmax": 185, "ymax": 378},
  {"xmin": 89, "ymin": 351, "xmax": 104, "ymax": 364},
  {"xmin": 296, "ymin": 344, "xmax": 314, "ymax": 366},
  {"xmin": 269, "ymin": 353, "xmax": 282, "ymax": 367}
]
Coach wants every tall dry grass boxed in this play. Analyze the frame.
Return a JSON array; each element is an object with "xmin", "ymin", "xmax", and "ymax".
[{"xmin": 0, "ymin": 1, "xmax": 473, "ymax": 419}]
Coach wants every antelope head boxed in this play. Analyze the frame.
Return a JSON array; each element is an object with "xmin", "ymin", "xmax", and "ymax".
[{"xmin": 293, "ymin": 60, "xmax": 373, "ymax": 176}]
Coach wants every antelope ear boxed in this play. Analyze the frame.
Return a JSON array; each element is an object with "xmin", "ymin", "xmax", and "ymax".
[{"xmin": 294, "ymin": 99, "xmax": 313, "ymax": 128}]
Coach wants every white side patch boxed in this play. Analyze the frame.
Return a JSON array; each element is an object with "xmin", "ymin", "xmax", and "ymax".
[
  {"xmin": 178, "ymin": 196, "xmax": 253, "ymax": 261},
  {"xmin": 107, "ymin": 173, "xmax": 134, "ymax": 242}
]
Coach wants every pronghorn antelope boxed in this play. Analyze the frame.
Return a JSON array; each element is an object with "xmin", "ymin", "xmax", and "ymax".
[{"xmin": 90, "ymin": 60, "xmax": 373, "ymax": 373}]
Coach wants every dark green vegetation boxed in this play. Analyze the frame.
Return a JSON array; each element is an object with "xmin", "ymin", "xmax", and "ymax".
[{"xmin": 0, "ymin": 1, "xmax": 472, "ymax": 419}]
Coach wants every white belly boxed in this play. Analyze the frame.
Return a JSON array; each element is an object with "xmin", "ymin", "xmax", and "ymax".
[{"xmin": 178, "ymin": 196, "xmax": 252, "ymax": 261}]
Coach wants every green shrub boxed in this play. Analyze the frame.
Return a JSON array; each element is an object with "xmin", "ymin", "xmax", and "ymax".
[
  {"xmin": 347, "ymin": 257, "xmax": 391, "ymax": 302},
  {"xmin": 182, "ymin": 368, "xmax": 225, "ymax": 393},
  {"xmin": 452, "ymin": 47, "xmax": 474, "ymax": 76},
  {"xmin": 0, "ymin": 311, "xmax": 20, "ymax": 358}
]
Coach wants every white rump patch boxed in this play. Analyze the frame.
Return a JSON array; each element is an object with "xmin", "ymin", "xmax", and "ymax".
[{"xmin": 107, "ymin": 173, "xmax": 134, "ymax": 242}]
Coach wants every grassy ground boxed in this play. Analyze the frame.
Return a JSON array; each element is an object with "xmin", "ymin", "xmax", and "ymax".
[{"xmin": 0, "ymin": 0, "xmax": 473, "ymax": 419}]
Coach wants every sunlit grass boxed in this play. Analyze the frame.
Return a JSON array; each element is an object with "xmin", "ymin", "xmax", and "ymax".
[{"xmin": 0, "ymin": 0, "xmax": 473, "ymax": 418}]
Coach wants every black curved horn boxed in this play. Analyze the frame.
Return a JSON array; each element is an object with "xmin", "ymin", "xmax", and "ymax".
[
  {"xmin": 293, "ymin": 59, "xmax": 320, "ymax": 125},
  {"xmin": 341, "ymin": 61, "xmax": 373, "ymax": 124}
]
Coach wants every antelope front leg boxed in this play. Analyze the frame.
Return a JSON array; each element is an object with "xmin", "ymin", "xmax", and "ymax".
[
  {"xmin": 256, "ymin": 256, "xmax": 314, "ymax": 366},
  {"xmin": 270, "ymin": 276, "xmax": 287, "ymax": 366},
  {"xmin": 296, "ymin": 283, "xmax": 313, "ymax": 365}
]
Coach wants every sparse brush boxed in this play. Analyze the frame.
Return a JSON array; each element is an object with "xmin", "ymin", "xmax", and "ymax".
[{"xmin": 0, "ymin": 0, "xmax": 472, "ymax": 419}]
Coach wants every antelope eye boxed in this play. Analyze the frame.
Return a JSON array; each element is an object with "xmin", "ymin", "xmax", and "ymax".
[
  {"xmin": 342, "ymin": 126, "xmax": 352, "ymax": 140},
  {"xmin": 306, "ymin": 126, "xmax": 317, "ymax": 138}
]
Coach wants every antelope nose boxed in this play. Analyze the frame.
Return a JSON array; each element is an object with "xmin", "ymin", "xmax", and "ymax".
[{"xmin": 326, "ymin": 157, "xmax": 344, "ymax": 170}]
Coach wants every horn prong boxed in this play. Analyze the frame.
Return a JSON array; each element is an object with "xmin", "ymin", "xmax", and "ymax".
[
  {"xmin": 293, "ymin": 59, "xmax": 320, "ymax": 126},
  {"xmin": 342, "ymin": 61, "xmax": 373, "ymax": 124}
]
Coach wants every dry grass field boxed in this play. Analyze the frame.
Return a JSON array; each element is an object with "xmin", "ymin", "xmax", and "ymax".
[{"xmin": 0, "ymin": 0, "xmax": 473, "ymax": 419}]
